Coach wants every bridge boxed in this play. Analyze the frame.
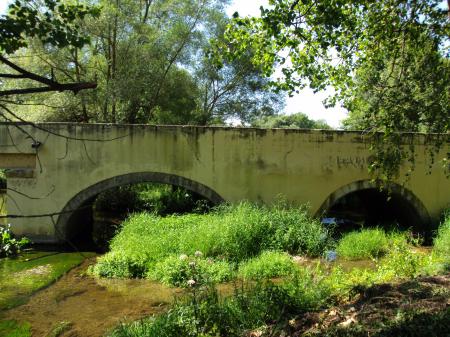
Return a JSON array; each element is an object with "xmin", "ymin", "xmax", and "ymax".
[{"xmin": 0, "ymin": 122, "xmax": 449, "ymax": 243}]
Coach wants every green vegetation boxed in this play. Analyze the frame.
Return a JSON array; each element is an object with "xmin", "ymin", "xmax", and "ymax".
[
  {"xmin": 0, "ymin": 320, "xmax": 31, "ymax": 337},
  {"xmin": 434, "ymin": 212, "xmax": 450, "ymax": 268},
  {"xmin": 237, "ymin": 251, "xmax": 297, "ymax": 280},
  {"xmin": 335, "ymin": 228, "xmax": 408, "ymax": 260},
  {"xmin": 0, "ymin": 224, "xmax": 30, "ymax": 258},
  {"xmin": 149, "ymin": 253, "xmax": 234, "ymax": 287},
  {"xmin": 94, "ymin": 183, "xmax": 211, "ymax": 216},
  {"xmin": 0, "ymin": 251, "xmax": 95, "ymax": 310},
  {"xmin": 252, "ymin": 112, "xmax": 330, "ymax": 129},
  {"xmin": 104, "ymin": 209, "xmax": 450, "ymax": 337},
  {"xmin": 91, "ymin": 202, "xmax": 332, "ymax": 282}
]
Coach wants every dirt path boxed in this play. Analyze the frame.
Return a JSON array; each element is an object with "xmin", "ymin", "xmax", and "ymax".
[{"xmin": 2, "ymin": 258, "xmax": 182, "ymax": 337}]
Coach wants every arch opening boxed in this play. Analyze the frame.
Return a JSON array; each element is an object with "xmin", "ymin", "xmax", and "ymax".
[
  {"xmin": 56, "ymin": 172, "xmax": 224, "ymax": 249},
  {"xmin": 318, "ymin": 180, "xmax": 431, "ymax": 236}
]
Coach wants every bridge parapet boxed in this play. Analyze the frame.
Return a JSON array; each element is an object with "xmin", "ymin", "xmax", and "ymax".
[{"xmin": 0, "ymin": 122, "xmax": 448, "ymax": 243}]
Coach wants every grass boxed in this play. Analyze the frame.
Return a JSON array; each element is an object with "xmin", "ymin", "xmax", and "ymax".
[
  {"xmin": 0, "ymin": 320, "xmax": 31, "ymax": 337},
  {"xmin": 335, "ymin": 228, "xmax": 408, "ymax": 260},
  {"xmin": 148, "ymin": 254, "xmax": 234, "ymax": 287},
  {"xmin": 0, "ymin": 251, "xmax": 95, "ymax": 310},
  {"xmin": 91, "ymin": 201, "xmax": 332, "ymax": 280},
  {"xmin": 237, "ymin": 251, "xmax": 298, "ymax": 280},
  {"xmin": 106, "ymin": 212, "xmax": 450, "ymax": 337},
  {"xmin": 433, "ymin": 212, "xmax": 450, "ymax": 267}
]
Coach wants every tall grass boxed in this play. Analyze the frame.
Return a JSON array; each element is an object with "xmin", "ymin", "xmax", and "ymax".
[
  {"xmin": 336, "ymin": 228, "xmax": 408, "ymax": 260},
  {"xmin": 91, "ymin": 202, "xmax": 332, "ymax": 279},
  {"xmin": 237, "ymin": 251, "xmax": 297, "ymax": 280},
  {"xmin": 433, "ymin": 211, "xmax": 450, "ymax": 270},
  {"xmin": 107, "ymin": 267, "xmax": 331, "ymax": 337}
]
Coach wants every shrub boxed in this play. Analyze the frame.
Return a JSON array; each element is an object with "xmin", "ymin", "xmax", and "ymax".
[
  {"xmin": 0, "ymin": 224, "xmax": 30, "ymax": 258},
  {"xmin": 336, "ymin": 228, "xmax": 407, "ymax": 260},
  {"xmin": 237, "ymin": 251, "xmax": 297, "ymax": 280},
  {"xmin": 148, "ymin": 253, "xmax": 234, "ymax": 287}
]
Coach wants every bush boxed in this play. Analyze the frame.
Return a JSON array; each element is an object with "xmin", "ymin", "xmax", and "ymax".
[
  {"xmin": 336, "ymin": 228, "xmax": 407, "ymax": 260},
  {"xmin": 0, "ymin": 224, "xmax": 29, "ymax": 258},
  {"xmin": 92, "ymin": 202, "xmax": 332, "ymax": 279},
  {"xmin": 148, "ymin": 253, "xmax": 234, "ymax": 287},
  {"xmin": 237, "ymin": 251, "xmax": 297, "ymax": 280}
]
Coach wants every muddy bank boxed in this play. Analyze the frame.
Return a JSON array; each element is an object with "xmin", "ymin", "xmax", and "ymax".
[{"xmin": 1, "ymin": 258, "xmax": 182, "ymax": 337}]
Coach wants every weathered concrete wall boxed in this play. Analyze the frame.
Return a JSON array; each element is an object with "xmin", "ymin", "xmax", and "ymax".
[{"xmin": 0, "ymin": 123, "xmax": 449, "ymax": 243}]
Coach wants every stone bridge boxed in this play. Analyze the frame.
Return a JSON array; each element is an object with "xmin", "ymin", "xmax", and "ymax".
[{"xmin": 0, "ymin": 122, "xmax": 449, "ymax": 243}]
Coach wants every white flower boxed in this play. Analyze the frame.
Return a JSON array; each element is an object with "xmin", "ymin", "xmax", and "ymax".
[
  {"xmin": 189, "ymin": 261, "xmax": 196, "ymax": 268},
  {"xmin": 194, "ymin": 251, "xmax": 203, "ymax": 258},
  {"xmin": 179, "ymin": 254, "xmax": 188, "ymax": 261},
  {"xmin": 187, "ymin": 279, "xmax": 196, "ymax": 287}
]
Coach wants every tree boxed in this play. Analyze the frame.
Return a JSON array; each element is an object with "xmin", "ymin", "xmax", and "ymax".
[
  {"xmin": 217, "ymin": 0, "xmax": 449, "ymax": 180},
  {"xmin": 0, "ymin": 0, "xmax": 99, "ymax": 99},
  {"xmin": 4, "ymin": 0, "xmax": 283, "ymax": 126},
  {"xmin": 253, "ymin": 112, "xmax": 330, "ymax": 129}
]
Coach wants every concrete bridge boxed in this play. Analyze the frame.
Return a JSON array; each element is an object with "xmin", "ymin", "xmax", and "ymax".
[{"xmin": 0, "ymin": 122, "xmax": 449, "ymax": 243}]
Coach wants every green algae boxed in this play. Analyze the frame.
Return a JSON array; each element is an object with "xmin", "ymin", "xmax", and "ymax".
[{"xmin": 0, "ymin": 251, "xmax": 95, "ymax": 311}]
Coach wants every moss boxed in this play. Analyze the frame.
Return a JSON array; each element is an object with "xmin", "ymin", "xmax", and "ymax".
[{"xmin": 0, "ymin": 251, "xmax": 95, "ymax": 311}]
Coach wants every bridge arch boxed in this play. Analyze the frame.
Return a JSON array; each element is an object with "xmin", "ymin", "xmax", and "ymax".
[
  {"xmin": 55, "ymin": 172, "xmax": 224, "ymax": 242},
  {"xmin": 317, "ymin": 180, "xmax": 431, "ymax": 232}
]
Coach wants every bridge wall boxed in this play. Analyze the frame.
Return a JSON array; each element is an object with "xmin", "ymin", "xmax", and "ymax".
[{"xmin": 0, "ymin": 123, "xmax": 449, "ymax": 243}]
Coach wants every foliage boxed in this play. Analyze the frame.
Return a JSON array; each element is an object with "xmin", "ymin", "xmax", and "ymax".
[
  {"xmin": 148, "ymin": 253, "xmax": 234, "ymax": 287},
  {"xmin": 433, "ymin": 211, "xmax": 450, "ymax": 268},
  {"xmin": 91, "ymin": 202, "xmax": 332, "ymax": 279},
  {"xmin": 0, "ymin": 0, "xmax": 99, "ymax": 54},
  {"xmin": 0, "ymin": 224, "xmax": 29, "ymax": 258},
  {"xmin": 217, "ymin": 0, "xmax": 449, "ymax": 180},
  {"xmin": 253, "ymin": 112, "xmax": 330, "ymax": 129},
  {"xmin": 237, "ymin": 251, "xmax": 297, "ymax": 280},
  {"xmin": 0, "ymin": 320, "xmax": 31, "ymax": 337},
  {"xmin": 108, "ymin": 268, "xmax": 331, "ymax": 337},
  {"xmin": 3, "ymin": 0, "xmax": 282, "ymax": 126},
  {"xmin": 94, "ymin": 183, "xmax": 212, "ymax": 216},
  {"xmin": 335, "ymin": 228, "xmax": 408, "ymax": 260}
]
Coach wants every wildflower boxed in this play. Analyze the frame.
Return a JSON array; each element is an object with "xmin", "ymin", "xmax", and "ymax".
[
  {"xmin": 194, "ymin": 250, "xmax": 203, "ymax": 258},
  {"xmin": 187, "ymin": 279, "xmax": 196, "ymax": 287},
  {"xmin": 189, "ymin": 261, "xmax": 196, "ymax": 268},
  {"xmin": 179, "ymin": 254, "xmax": 188, "ymax": 261}
]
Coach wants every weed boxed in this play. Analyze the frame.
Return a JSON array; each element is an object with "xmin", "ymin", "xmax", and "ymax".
[
  {"xmin": 336, "ymin": 228, "xmax": 407, "ymax": 260},
  {"xmin": 237, "ymin": 251, "xmax": 297, "ymax": 280},
  {"xmin": 92, "ymin": 202, "xmax": 332, "ymax": 279},
  {"xmin": 148, "ymin": 253, "xmax": 234, "ymax": 287}
]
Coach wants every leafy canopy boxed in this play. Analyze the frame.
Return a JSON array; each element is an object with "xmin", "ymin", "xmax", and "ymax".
[
  {"xmin": 216, "ymin": 0, "xmax": 449, "ymax": 180},
  {"xmin": 0, "ymin": 0, "xmax": 100, "ymax": 54}
]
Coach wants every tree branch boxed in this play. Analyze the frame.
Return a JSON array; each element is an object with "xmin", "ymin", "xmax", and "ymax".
[{"xmin": 0, "ymin": 55, "xmax": 97, "ymax": 96}]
